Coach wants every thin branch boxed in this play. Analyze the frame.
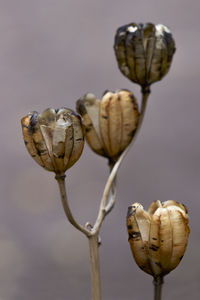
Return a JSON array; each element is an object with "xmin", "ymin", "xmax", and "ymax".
[
  {"xmin": 55, "ymin": 174, "xmax": 91, "ymax": 237},
  {"xmin": 104, "ymin": 173, "xmax": 117, "ymax": 216},
  {"xmin": 88, "ymin": 234, "xmax": 101, "ymax": 300},
  {"xmin": 153, "ymin": 276, "xmax": 163, "ymax": 300},
  {"xmin": 92, "ymin": 87, "xmax": 150, "ymax": 234}
]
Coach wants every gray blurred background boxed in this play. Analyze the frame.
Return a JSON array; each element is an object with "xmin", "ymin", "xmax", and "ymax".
[{"xmin": 0, "ymin": 0, "xmax": 199, "ymax": 299}]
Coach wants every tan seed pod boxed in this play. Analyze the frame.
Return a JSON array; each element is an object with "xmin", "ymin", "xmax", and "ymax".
[
  {"xmin": 76, "ymin": 89, "xmax": 139, "ymax": 161},
  {"xmin": 114, "ymin": 23, "xmax": 176, "ymax": 87},
  {"xmin": 21, "ymin": 108, "xmax": 84, "ymax": 175},
  {"xmin": 127, "ymin": 200, "xmax": 190, "ymax": 278}
]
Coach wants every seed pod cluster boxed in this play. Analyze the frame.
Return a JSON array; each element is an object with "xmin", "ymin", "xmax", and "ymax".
[
  {"xmin": 21, "ymin": 108, "xmax": 84, "ymax": 174},
  {"xmin": 114, "ymin": 23, "xmax": 176, "ymax": 87},
  {"xmin": 127, "ymin": 200, "xmax": 190, "ymax": 278},
  {"xmin": 76, "ymin": 90, "xmax": 139, "ymax": 161}
]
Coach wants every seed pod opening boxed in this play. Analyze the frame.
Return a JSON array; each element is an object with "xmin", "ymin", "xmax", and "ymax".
[
  {"xmin": 76, "ymin": 89, "xmax": 139, "ymax": 161},
  {"xmin": 114, "ymin": 23, "xmax": 176, "ymax": 87},
  {"xmin": 21, "ymin": 108, "xmax": 84, "ymax": 174},
  {"xmin": 127, "ymin": 200, "xmax": 190, "ymax": 278}
]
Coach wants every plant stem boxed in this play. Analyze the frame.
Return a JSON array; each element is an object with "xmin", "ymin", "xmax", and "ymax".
[
  {"xmin": 141, "ymin": 85, "xmax": 150, "ymax": 124},
  {"xmin": 55, "ymin": 86, "xmax": 150, "ymax": 300},
  {"xmin": 104, "ymin": 174, "xmax": 117, "ymax": 216},
  {"xmin": 55, "ymin": 174, "xmax": 91, "ymax": 236},
  {"xmin": 88, "ymin": 234, "xmax": 101, "ymax": 300},
  {"xmin": 153, "ymin": 276, "xmax": 163, "ymax": 300},
  {"xmin": 56, "ymin": 174, "xmax": 101, "ymax": 299}
]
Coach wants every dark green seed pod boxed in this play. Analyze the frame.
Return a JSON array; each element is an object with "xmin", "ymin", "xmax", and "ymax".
[
  {"xmin": 21, "ymin": 108, "xmax": 84, "ymax": 174},
  {"xmin": 114, "ymin": 23, "xmax": 176, "ymax": 87}
]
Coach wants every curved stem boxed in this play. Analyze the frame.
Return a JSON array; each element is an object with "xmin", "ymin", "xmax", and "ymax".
[
  {"xmin": 104, "ymin": 174, "xmax": 117, "ymax": 216},
  {"xmin": 92, "ymin": 88, "xmax": 150, "ymax": 234},
  {"xmin": 88, "ymin": 234, "xmax": 101, "ymax": 300},
  {"xmin": 104, "ymin": 160, "xmax": 117, "ymax": 216},
  {"xmin": 55, "ymin": 174, "xmax": 91, "ymax": 237},
  {"xmin": 153, "ymin": 276, "xmax": 163, "ymax": 300},
  {"xmin": 55, "ymin": 87, "xmax": 150, "ymax": 300}
]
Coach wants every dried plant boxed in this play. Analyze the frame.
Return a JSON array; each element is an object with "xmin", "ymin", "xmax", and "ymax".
[
  {"xmin": 20, "ymin": 22, "xmax": 186, "ymax": 300},
  {"xmin": 127, "ymin": 201, "xmax": 190, "ymax": 299}
]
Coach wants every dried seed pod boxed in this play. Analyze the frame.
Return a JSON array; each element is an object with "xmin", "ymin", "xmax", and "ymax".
[
  {"xmin": 21, "ymin": 108, "xmax": 84, "ymax": 174},
  {"xmin": 114, "ymin": 23, "xmax": 176, "ymax": 87},
  {"xmin": 76, "ymin": 90, "xmax": 139, "ymax": 161},
  {"xmin": 127, "ymin": 200, "xmax": 190, "ymax": 278}
]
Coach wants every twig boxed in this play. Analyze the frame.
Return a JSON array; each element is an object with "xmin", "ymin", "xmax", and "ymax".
[
  {"xmin": 105, "ymin": 174, "xmax": 117, "ymax": 216},
  {"xmin": 88, "ymin": 234, "xmax": 101, "ymax": 300},
  {"xmin": 153, "ymin": 276, "xmax": 163, "ymax": 300},
  {"xmin": 55, "ymin": 174, "xmax": 91, "ymax": 237}
]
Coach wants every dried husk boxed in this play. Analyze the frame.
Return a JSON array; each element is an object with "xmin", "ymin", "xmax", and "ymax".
[
  {"xmin": 114, "ymin": 23, "xmax": 176, "ymax": 87},
  {"xmin": 127, "ymin": 200, "xmax": 190, "ymax": 278},
  {"xmin": 76, "ymin": 89, "xmax": 139, "ymax": 161},
  {"xmin": 21, "ymin": 108, "xmax": 84, "ymax": 174}
]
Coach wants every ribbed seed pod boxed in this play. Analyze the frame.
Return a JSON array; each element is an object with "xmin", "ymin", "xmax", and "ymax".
[
  {"xmin": 114, "ymin": 23, "xmax": 176, "ymax": 87},
  {"xmin": 76, "ymin": 90, "xmax": 139, "ymax": 161},
  {"xmin": 127, "ymin": 200, "xmax": 190, "ymax": 278},
  {"xmin": 21, "ymin": 108, "xmax": 84, "ymax": 174}
]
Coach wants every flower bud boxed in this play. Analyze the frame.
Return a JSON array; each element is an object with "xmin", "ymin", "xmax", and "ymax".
[
  {"xmin": 114, "ymin": 23, "xmax": 176, "ymax": 87},
  {"xmin": 127, "ymin": 200, "xmax": 189, "ymax": 278},
  {"xmin": 21, "ymin": 108, "xmax": 84, "ymax": 174},
  {"xmin": 76, "ymin": 89, "xmax": 139, "ymax": 161}
]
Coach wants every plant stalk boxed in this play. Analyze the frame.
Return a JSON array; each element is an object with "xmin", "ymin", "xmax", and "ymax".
[
  {"xmin": 55, "ymin": 86, "xmax": 150, "ymax": 300},
  {"xmin": 153, "ymin": 276, "xmax": 163, "ymax": 300},
  {"xmin": 56, "ymin": 174, "xmax": 91, "ymax": 236},
  {"xmin": 88, "ymin": 234, "xmax": 101, "ymax": 300},
  {"xmin": 56, "ymin": 174, "xmax": 101, "ymax": 299}
]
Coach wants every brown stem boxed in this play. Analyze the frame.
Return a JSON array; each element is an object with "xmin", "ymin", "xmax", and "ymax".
[
  {"xmin": 56, "ymin": 174, "xmax": 101, "ymax": 299},
  {"xmin": 140, "ymin": 85, "xmax": 151, "ymax": 126},
  {"xmin": 55, "ymin": 174, "xmax": 91, "ymax": 237},
  {"xmin": 153, "ymin": 276, "xmax": 163, "ymax": 300},
  {"xmin": 55, "ymin": 85, "xmax": 150, "ymax": 300},
  {"xmin": 88, "ymin": 234, "xmax": 101, "ymax": 300},
  {"xmin": 104, "ymin": 175, "xmax": 117, "ymax": 216},
  {"xmin": 104, "ymin": 161, "xmax": 117, "ymax": 215}
]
